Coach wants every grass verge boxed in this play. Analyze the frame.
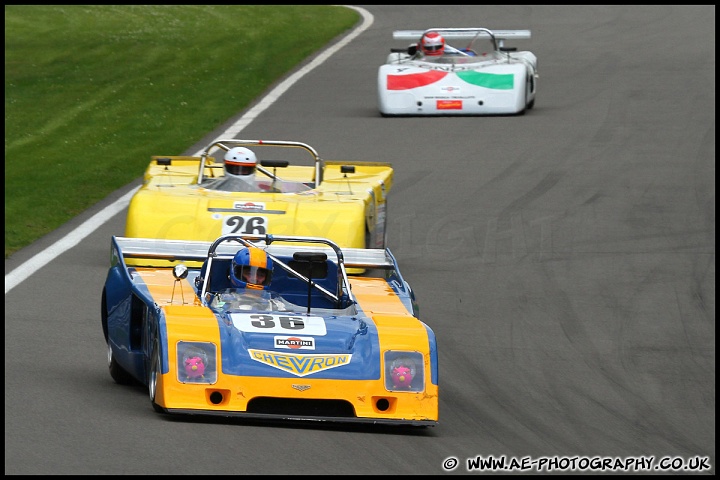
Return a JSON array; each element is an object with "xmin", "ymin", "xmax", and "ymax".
[{"xmin": 5, "ymin": 5, "xmax": 359, "ymax": 258}]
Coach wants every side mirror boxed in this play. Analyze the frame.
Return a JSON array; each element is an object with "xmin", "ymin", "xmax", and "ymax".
[{"xmin": 173, "ymin": 264, "xmax": 189, "ymax": 280}]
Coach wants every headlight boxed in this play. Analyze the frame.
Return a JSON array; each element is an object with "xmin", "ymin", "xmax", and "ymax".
[
  {"xmin": 177, "ymin": 341, "xmax": 217, "ymax": 384},
  {"xmin": 384, "ymin": 351, "xmax": 424, "ymax": 392}
]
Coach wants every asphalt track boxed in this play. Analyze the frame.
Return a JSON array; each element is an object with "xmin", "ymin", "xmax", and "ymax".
[{"xmin": 5, "ymin": 5, "xmax": 715, "ymax": 475}]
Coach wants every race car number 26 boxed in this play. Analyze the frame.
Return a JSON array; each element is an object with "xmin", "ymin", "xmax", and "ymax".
[
  {"xmin": 230, "ymin": 313, "xmax": 327, "ymax": 336},
  {"xmin": 221, "ymin": 215, "xmax": 268, "ymax": 235}
]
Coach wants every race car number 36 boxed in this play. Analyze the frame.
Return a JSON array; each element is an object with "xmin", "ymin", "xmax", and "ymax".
[{"xmin": 230, "ymin": 313, "xmax": 327, "ymax": 336}]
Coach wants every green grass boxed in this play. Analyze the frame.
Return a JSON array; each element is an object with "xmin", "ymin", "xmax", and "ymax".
[{"xmin": 4, "ymin": 5, "xmax": 359, "ymax": 258}]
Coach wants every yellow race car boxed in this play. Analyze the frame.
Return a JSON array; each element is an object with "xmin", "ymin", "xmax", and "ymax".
[{"xmin": 125, "ymin": 139, "xmax": 393, "ymax": 251}]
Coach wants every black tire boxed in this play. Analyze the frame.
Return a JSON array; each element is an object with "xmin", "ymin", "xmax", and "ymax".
[
  {"xmin": 380, "ymin": 202, "xmax": 388, "ymax": 248},
  {"xmin": 366, "ymin": 202, "xmax": 388, "ymax": 249},
  {"xmin": 101, "ymin": 288, "xmax": 109, "ymax": 342},
  {"xmin": 108, "ymin": 343, "xmax": 135, "ymax": 385},
  {"xmin": 148, "ymin": 338, "xmax": 165, "ymax": 413},
  {"xmin": 526, "ymin": 74, "xmax": 536, "ymax": 110}
]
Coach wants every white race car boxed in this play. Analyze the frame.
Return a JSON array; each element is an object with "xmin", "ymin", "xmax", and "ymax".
[{"xmin": 378, "ymin": 28, "xmax": 538, "ymax": 116}]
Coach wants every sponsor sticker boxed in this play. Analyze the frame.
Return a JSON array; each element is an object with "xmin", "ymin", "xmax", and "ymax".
[
  {"xmin": 233, "ymin": 201, "xmax": 265, "ymax": 211},
  {"xmin": 248, "ymin": 349, "xmax": 351, "ymax": 376},
  {"xmin": 437, "ymin": 100, "xmax": 463, "ymax": 110},
  {"xmin": 275, "ymin": 336, "xmax": 316, "ymax": 350}
]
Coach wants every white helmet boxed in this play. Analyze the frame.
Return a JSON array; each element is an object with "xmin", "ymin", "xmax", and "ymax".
[{"xmin": 224, "ymin": 147, "xmax": 257, "ymax": 176}]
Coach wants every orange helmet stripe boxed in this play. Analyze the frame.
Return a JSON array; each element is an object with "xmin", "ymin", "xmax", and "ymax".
[{"xmin": 248, "ymin": 247, "xmax": 268, "ymax": 269}]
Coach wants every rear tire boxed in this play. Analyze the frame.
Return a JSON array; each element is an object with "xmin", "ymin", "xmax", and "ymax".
[
  {"xmin": 526, "ymin": 74, "xmax": 536, "ymax": 110},
  {"xmin": 108, "ymin": 343, "xmax": 134, "ymax": 385}
]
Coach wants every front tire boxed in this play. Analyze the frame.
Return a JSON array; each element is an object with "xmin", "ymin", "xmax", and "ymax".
[
  {"xmin": 101, "ymin": 288, "xmax": 109, "ymax": 342},
  {"xmin": 148, "ymin": 338, "xmax": 164, "ymax": 413}
]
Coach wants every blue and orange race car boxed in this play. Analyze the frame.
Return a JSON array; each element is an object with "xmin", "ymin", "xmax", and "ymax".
[{"xmin": 101, "ymin": 233, "xmax": 438, "ymax": 426}]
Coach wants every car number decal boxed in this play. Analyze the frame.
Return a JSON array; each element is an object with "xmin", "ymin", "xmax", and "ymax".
[
  {"xmin": 230, "ymin": 313, "xmax": 327, "ymax": 335},
  {"xmin": 221, "ymin": 215, "xmax": 268, "ymax": 235}
]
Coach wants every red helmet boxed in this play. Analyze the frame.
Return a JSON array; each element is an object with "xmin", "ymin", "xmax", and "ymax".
[{"xmin": 420, "ymin": 32, "xmax": 445, "ymax": 56}]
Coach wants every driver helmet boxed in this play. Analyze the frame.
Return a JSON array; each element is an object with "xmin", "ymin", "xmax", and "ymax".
[
  {"xmin": 224, "ymin": 147, "xmax": 257, "ymax": 177},
  {"xmin": 420, "ymin": 31, "xmax": 445, "ymax": 56},
  {"xmin": 230, "ymin": 247, "xmax": 273, "ymax": 290}
]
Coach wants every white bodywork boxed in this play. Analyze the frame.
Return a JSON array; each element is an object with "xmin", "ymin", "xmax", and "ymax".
[{"xmin": 378, "ymin": 28, "xmax": 538, "ymax": 116}]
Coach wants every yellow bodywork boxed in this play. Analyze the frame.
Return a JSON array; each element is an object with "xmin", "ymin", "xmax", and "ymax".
[{"xmin": 125, "ymin": 156, "xmax": 393, "ymax": 251}]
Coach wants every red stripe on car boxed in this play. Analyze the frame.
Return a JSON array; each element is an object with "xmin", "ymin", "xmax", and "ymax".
[{"xmin": 387, "ymin": 70, "xmax": 448, "ymax": 90}]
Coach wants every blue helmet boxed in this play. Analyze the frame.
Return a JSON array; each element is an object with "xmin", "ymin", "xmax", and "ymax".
[{"xmin": 230, "ymin": 247, "xmax": 273, "ymax": 290}]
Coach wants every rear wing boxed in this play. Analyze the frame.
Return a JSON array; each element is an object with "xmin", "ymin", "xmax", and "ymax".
[
  {"xmin": 393, "ymin": 28, "xmax": 531, "ymax": 50},
  {"xmin": 111, "ymin": 236, "xmax": 397, "ymax": 270},
  {"xmin": 393, "ymin": 28, "xmax": 531, "ymax": 41}
]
